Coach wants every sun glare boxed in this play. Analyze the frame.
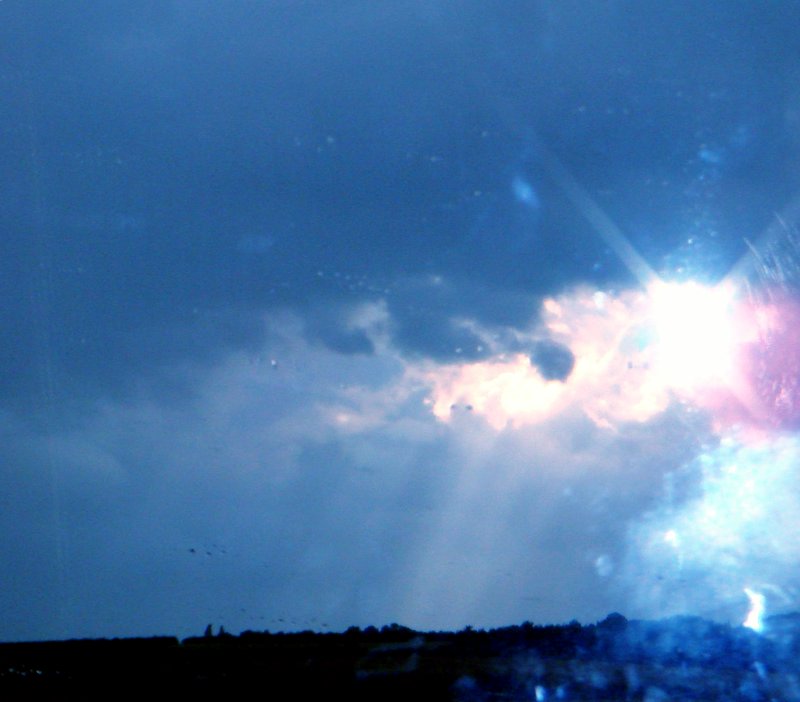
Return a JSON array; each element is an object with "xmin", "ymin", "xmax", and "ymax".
[
  {"xmin": 647, "ymin": 280, "xmax": 740, "ymax": 392},
  {"xmin": 420, "ymin": 277, "xmax": 757, "ymax": 433}
]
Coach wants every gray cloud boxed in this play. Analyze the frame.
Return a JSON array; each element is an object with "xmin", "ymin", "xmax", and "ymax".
[
  {"xmin": 2, "ymin": 0, "xmax": 800, "ymax": 642},
  {"xmin": 530, "ymin": 340, "xmax": 575, "ymax": 381}
]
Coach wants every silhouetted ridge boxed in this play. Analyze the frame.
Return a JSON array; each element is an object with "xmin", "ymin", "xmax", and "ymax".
[{"xmin": 2, "ymin": 614, "xmax": 799, "ymax": 700}]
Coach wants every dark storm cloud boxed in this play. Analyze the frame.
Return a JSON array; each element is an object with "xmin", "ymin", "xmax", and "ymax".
[
  {"xmin": 5, "ymin": 0, "xmax": 799, "ymax": 410},
  {"xmin": 530, "ymin": 340, "xmax": 575, "ymax": 382},
  {"xmin": 383, "ymin": 274, "xmax": 545, "ymax": 362},
  {"xmin": 302, "ymin": 302, "xmax": 376, "ymax": 356}
]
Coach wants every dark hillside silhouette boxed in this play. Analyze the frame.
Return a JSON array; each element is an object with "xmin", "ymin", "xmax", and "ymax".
[{"xmin": 0, "ymin": 613, "xmax": 798, "ymax": 700}]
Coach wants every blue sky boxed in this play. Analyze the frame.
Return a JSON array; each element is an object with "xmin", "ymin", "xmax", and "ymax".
[{"xmin": 3, "ymin": 1, "xmax": 800, "ymax": 641}]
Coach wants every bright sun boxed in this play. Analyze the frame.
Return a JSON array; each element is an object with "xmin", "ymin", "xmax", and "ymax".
[{"xmin": 646, "ymin": 279, "xmax": 740, "ymax": 392}]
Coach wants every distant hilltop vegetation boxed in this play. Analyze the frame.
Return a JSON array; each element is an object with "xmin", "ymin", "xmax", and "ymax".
[{"xmin": 1, "ymin": 613, "xmax": 799, "ymax": 700}]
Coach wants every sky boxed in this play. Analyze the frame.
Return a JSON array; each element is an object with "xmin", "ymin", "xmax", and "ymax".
[{"xmin": 3, "ymin": 0, "xmax": 800, "ymax": 642}]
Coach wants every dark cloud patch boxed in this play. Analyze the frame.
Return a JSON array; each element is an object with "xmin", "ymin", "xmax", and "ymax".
[
  {"xmin": 391, "ymin": 312, "xmax": 487, "ymax": 363},
  {"xmin": 530, "ymin": 341, "xmax": 576, "ymax": 382},
  {"xmin": 312, "ymin": 327, "xmax": 374, "ymax": 357},
  {"xmin": 2, "ymin": 1, "xmax": 800, "ymax": 404},
  {"xmin": 303, "ymin": 305, "xmax": 376, "ymax": 357},
  {"xmin": 383, "ymin": 276, "xmax": 531, "ymax": 362}
]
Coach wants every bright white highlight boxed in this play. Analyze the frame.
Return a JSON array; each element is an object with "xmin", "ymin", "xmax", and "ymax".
[
  {"xmin": 648, "ymin": 280, "xmax": 738, "ymax": 391},
  {"xmin": 743, "ymin": 588, "xmax": 765, "ymax": 632},
  {"xmin": 663, "ymin": 529, "xmax": 679, "ymax": 547}
]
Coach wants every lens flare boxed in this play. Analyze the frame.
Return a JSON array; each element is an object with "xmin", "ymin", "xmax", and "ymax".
[
  {"xmin": 526, "ymin": 128, "xmax": 800, "ymax": 626},
  {"xmin": 646, "ymin": 279, "xmax": 740, "ymax": 392}
]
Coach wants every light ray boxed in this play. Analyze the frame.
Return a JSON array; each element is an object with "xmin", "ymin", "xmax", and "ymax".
[
  {"xmin": 724, "ymin": 193, "xmax": 800, "ymax": 287},
  {"xmin": 528, "ymin": 131, "xmax": 658, "ymax": 288}
]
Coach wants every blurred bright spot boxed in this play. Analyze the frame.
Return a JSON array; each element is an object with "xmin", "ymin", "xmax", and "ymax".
[
  {"xmin": 594, "ymin": 554, "xmax": 613, "ymax": 577},
  {"xmin": 511, "ymin": 175, "xmax": 540, "ymax": 208},
  {"xmin": 743, "ymin": 588, "xmax": 765, "ymax": 632},
  {"xmin": 663, "ymin": 529, "xmax": 679, "ymax": 547}
]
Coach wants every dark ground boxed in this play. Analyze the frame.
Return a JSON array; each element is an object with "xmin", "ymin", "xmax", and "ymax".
[{"xmin": 1, "ymin": 613, "xmax": 799, "ymax": 700}]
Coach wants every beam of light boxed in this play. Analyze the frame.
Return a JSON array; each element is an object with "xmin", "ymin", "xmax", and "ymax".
[
  {"xmin": 743, "ymin": 588, "xmax": 765, "ymax": 632},
  {"xmin": 725, "ymin": 193, "xmax": 800, "ymax": 287},
  {"xmin": 527, "ymin": 131, "xmax": 658, "ymax": 288}
]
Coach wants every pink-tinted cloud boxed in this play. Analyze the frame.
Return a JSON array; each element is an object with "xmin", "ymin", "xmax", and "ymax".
[
  {"xmin": 417, "ymin": 280, "xmax": 800, "ymax": 440},
  {"xmin": 419, "ymin": 285, "xmax": 686, "ymax": 432}
]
